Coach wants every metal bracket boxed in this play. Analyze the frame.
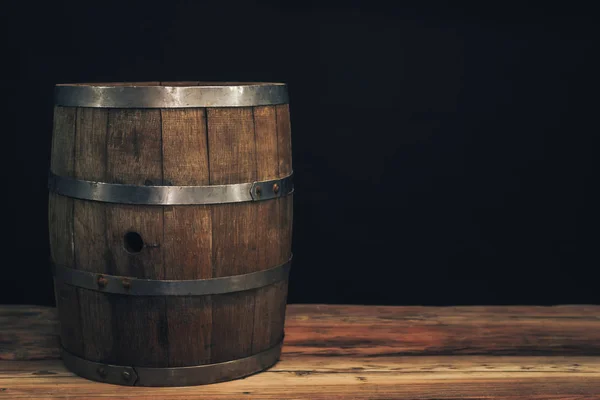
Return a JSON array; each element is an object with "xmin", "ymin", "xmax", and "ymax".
[
  {"xmin": 250, "ymin": 174, "xmax": 294, "ymax": 201},
  {"xmin": 60, "ymin": 351, "xmax": 139, "ymax": 386}
]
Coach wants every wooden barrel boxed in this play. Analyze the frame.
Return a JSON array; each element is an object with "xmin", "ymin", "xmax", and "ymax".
[{"xmin": 48, "ymin": 82, "xmax": 293, "ymax": 386}]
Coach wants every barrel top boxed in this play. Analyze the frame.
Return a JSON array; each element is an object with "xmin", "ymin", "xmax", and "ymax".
[{"xmin": 54, "ymin": 82, "xmax": 288, "ymax": 108}]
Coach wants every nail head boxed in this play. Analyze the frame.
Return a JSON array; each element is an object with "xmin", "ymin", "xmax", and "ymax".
[{"xmin": 97, "ymin": 276, "xmax": 108, "ymax": 288}]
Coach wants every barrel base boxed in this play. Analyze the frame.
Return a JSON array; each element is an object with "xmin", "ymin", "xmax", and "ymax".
[{"xmin": 60, "ymin": 340, "xmax": 283, "ymax": 387}]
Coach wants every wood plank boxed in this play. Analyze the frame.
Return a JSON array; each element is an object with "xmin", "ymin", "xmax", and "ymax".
[
  {"xmin": 2, "ymin": 356, "xmax": 600, "ymax": 399},
  {"xmin": 275, "ymin": 101, "xmax": 293, "ymax": 274},
  {"xmin": 251, "ymin": 106, "xmax": 288, "ymax": 353},
  {"xmin": 105, "ymin": 109, "xmax": 164, "ymax": 279},
  {"xmin": 111, "ymin": 295, "xmax": 168, "ymax": 367},
  {"xmin": 207, "ymin": 107, "xmax": 258, "ymax": 363},
  {"xmin": 0, "ymin": 306, "xmax": 59, "ymax": 361},
  {"xmin": 105, "ymin": 109, "xmax": 167, "ymax": 367},
  {"xmin": 48, "ymin": 106, "xmax": 81, "ymax": 357},
  {"xmin": 49, "ymin": 107, "xmax": 76, "ymax": 267},
  {"xmin": 74, "ymin": 288, "xmax": 112, "ymax": 363},
  {"xmin": 207, "ymin": 108, "xmax": 257, "ymax": 185},
  {"xmin": 72, "ymin": 108, "xmax": 114, "ymax": 363},
  {"xmin": 49, "ymin": 107, "xmax": 77, "ymax": 177},
  {"xmin": 73, "ymin": 108, "xmax": 109, "ymax": 273},
  {"xmin": 4, "ymin": 306, "xmax": 600, "ymax": 398},
  {"xmin": 161, "ymin": 108, "xmax": 210, "ymax": 190},
  {"xmin": 275, "ymin": 104, "xmax": 293, "ymax": 352},
  {"xmin": 284, "ymin": 305, "xmax": 600, "ymax": 356},
  {"xmin": 275, "ymin": 104, "xmax": 292, "ymax": 176},
  {"xmin": 51, "ymin": 284, "xmax": 80, "ymax": 357},
  {"xmin": 4, "ymin": 305, "xmax": 600, "ymax": 361},
  {"xmin": 5, "ymin": 354, "xmax": 600, "ymax": 376},
  {"xmin": 253, "ymin": 106, "xmax": 279, "ymax": 181},
  {"xmin": 277, "ymin": 104, "xmax": 293, "ymax": 258},
  {"xmin": 161, "ymin": 108, "xmax": 212, "ymax": 367},
  {"xmin": 106, "ymin": 109, "xmax": 163, "ymax": 186}
]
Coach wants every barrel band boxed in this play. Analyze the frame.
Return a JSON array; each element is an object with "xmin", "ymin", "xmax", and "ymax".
[
  {"xmin": 53, "ymin": 257, "xmax": 291, "ymax": 296},
  {"xmin": 48, "ymin": 171, "xmax": 293, "ymax": 205},
  {"xmin": 54, "ymin": 83, "xmax": 288, "ymax": 108},
  {"xmin": 60, "ymin": 340, "xmax": 283, "ymax": 386}
]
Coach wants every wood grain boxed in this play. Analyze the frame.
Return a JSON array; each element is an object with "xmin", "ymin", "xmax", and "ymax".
[
  {"xmin": 0, "ymin": 306, "xmax": 59, "ymax": 361},
  {"xmin": 47, "ymin": 90, "xmax": 295, "ymax": 375},
  {"xmin": 105, "ymin": 109, "xmax": 164, "ymax": 278},
  {"xmin": 2, "ymin": 305, "xmax": 600, "ymax": 399},
  {"xmin": 275, "ymin": 104, "xmax": 292, "ymax": 176},
  {"xmin": 72, "ymin": 108, "xmax": 112, "ymax": 363},
  {"xmin": 161, "ymin": 108, "xmax": 212, "ymax": 366},
  {"xmin": 207, "ymin": 108, "xmax": 259, "ymax": 363},
  {"xmin": 48, "ymin": 103, "xmax": 293, "ymax": 370},
  {"xmin": 3, "ymin": 305, "xmax": 600, "ymax": 362},
  {"xmin": 2, "ymin": 357, "xmax": 600, "ymax": 399},
  {"xmin": 285, "ymin": 304, "xmax": 600, "ymax": 356},
  {"xmin": 105, "ymin": 109, "xmax": 167, "ymax": 367},
  {"xmin": 275, "ymin": 104, "xmax": 293, "ymax": 351},
  {"xmin": 48, "ymin": 107, "xmax": 80, "ymax": 357},
  {"xmin": 252, "ymin": 106, "xmax": 289, "ymax": 353}
]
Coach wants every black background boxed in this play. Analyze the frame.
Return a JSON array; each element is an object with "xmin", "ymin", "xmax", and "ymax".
[{"xmin": 4, "ymin": 1, "xmax": 597, "ymax": 306}]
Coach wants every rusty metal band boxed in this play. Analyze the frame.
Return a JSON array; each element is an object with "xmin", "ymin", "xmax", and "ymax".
[
  {"xmin": 48, "ymin": 171, "xmax": 293, "ymax": 205},
  {"xmin": 60, "ymin": 340, "xmax": 283, "ymax": 386},
  {"xmin": 53, "ymin": 257, "xmax": 291, "ymax": 296},
  {"xmin": 54, "ymin": 83, "xmax": 288, "ymax": 108}
]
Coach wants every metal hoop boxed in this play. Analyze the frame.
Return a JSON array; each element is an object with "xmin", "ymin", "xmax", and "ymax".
[
  {"xmin": 53, "ymin": 257, "xmax": 291, "ymax": 296},
  {"xmin": 54, "ymin": 83, "xmax": 288, "ymax": 108},
  {"xmin": 61, "ymin": 340, "xmax": 283, "ymax": 386},
  {"xmin": 48, "ymin": 172, "xmax": 293, "ymax": 205}
]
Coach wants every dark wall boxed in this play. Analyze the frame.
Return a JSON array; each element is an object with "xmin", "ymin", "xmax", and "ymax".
[{"xmin": 4, "ymin": 1, "xmax": 596, "ymax": 306}]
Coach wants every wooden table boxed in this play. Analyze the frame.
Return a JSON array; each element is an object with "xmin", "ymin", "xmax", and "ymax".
[{"xmin": 1, "ymin": 304, "xmax": 600, "ymax": 399}]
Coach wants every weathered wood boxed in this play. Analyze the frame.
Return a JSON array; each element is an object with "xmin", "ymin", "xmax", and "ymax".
[
  {"xmin": 47, "ymin": 84, "xmax": 294, "ymax": 377},
  {"xmin": 252, "ymin": 106, "xmax": 289, "ymax": 353},
  {"xmin": 3, "ymin": 305, "xmax": 600, "ymax": 399},
  {"xmin": 72, "ymin": 108, "xmax": 112, "ymax": 363},
  {"xmin": 105, "ymin": 109, "xmax": 167, "ymax": 367},
  {"xmin": 207, "ymin": 107, "xmax": 258, "ymax": 363},
  {"xmin": 0, "ymin": 306, "xmax": 59, "ymax": 361},
  {"xmin": 284, "ymin": 304, "xmax": 600, "ymax": 356},
  {"xmin": 275, "ymin": 104, "xmax": 292, "ymax": 177},
  {"xmin": 160, "ymin": 108, "xmax": 212, "ymax": 280},
  {"xmin": 2, "ymin": 357, "xmax": 600, "ymax": 399},
  {"xmin": 4, "ymin": 305, "xmax": 600, "ymax": 362},
  {"xmin": 161, "ymin": 108, "xmax": 212, "ymax": 366},
  {"xmin": 275, "ymin": 104, "xmax": 293, "ymax": 349},
  {"xmin": 48, "ymin": 107, "xmax": 80, "ymax": 357},
  {"xmin": 253, "ymin": 106, "xmax": 279, "ymax": 181},
  {"xmin": 49, "ymin": 107, "xmax": 77, "ymax": 177}
]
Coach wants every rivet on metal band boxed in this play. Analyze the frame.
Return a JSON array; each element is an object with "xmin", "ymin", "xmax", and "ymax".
[
  {"xmin": 54, "ymin": 83, "xmax": 288, "ymax": 108},
  {"xmin": 47, "ymin": 171, "xmax": 294, "ymax": 205},
  {"xmin": 60, "ymin": 339, "xmax": 283, "ymax": 386},
  {"xmin": 53, "ymin": 257, "xmax": 292, "ymax": 296}
]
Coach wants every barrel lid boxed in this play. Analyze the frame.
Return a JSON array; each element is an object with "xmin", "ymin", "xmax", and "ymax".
[{"xmin": 54, "ymin": 82, "xmax": 288, "ymax": 108}]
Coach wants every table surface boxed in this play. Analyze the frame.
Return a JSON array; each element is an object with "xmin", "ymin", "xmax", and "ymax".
[{"xmin": 1, "ymin": 304, "xmax": 600, "ymax": 399}]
